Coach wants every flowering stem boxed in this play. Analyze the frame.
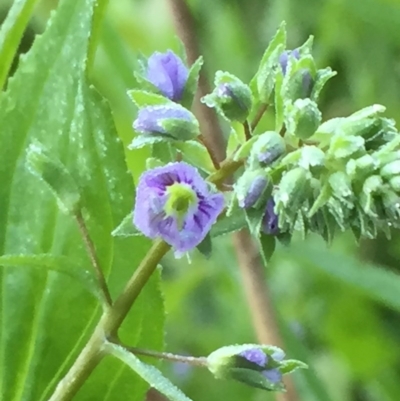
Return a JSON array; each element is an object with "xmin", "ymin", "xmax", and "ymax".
[
  {"xmin": 48, "ymin": 239, "xmax": 171, "ymax": 401},
  {"xmin": 198, "ymin": 135, "xmax": 221, "ymax": 170},
  {"xmin": 75, "ymin": 209, "xmax": 112, "ymax": 307},
  {"xmin": 251, "ymin": 103, "xmax": 269, "ymax": 131},
  {"xmin": 243, "ymin": 120, "xmax": 252, "ymax": 141},
  {"xmin": 207, "ymin": 158, "xmax": 244, "ymax": 189},
  {"xmin": 120, "ymin": 345, "xmax": 208, "ymax": 367}
]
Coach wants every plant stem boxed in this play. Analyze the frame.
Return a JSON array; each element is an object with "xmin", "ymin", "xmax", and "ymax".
[
  {"xmin": 243, "ymin": 120, "xmax": 252, "ymax": 141},
  {"xmin": 48, "ymin": 239, "xmax": 170, "ymax": 401},
  {"xmin": 251, "ymin": 103, "xmax": 269, "ymax": 131},
  {"xmin": 208, "ymin": 158, "xmax": 244, "ymax": 189},
  {"xmin": 75, "ymin": 210, "xmax": 112, "ymax": 307},
  {"xmin": 122, "ymin": 346, "xmax": 208, "ymax": 367},
  {"xmin": 48, "ymin": 156, "xmax": 244, "ymax": 401}
]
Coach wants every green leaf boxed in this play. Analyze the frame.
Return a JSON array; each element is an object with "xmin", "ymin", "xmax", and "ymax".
[
  {"xmin": 181, "ymin": 56, "xmax": 203, "ymax": 108},
  {"xmin": 245, "ymin": 208, "xmax": 265, "ymax": 236},
  {"xmin": 0, "ymin": 0, "xmax": 40, "ymax": 89},
  {"xmin": 279, "ymin": 359, "xmax": 308, "ymax": 375},
  {"xmin": 196, "ymin": 233, "xmax": 212, "ymax": 258},
  {"xmin": 128, "ymin": 135, "xmax": 172, "ymax": 149},
  {"xmin": 175, "ymin": 140, "xmax": 215, "ymax": 173},
  {"xmin": 250, "ymin": 22, "xmax": 286, "ymax": 103},
  {"xmin": 0, "ymin": 254, "xmax": 102, "ymax": 303},
  {"xmin": 310, "ymin": 67, "xmax": 337, "ymax": 102},
  {"xmin": 210, "ymin": 208, "xmax": 247, "ymax": 238},
  {"xmin": 112, "ymin": 212, "xmax": 142, "ymax": 238},
  {"xmin": 258, "ymin": 233, "xmax": 276, "ymax": 265},
  {"xmin": 26, "ymin": 142, "xmax": 81, "ymax": 214},
  {"xmin": 105, "ymin": 342, "xmax": 193, "ymax": 401},
  {"xmin": 0, "ymin": 0, "xmax": 164, "ymax": 400},
  {"xmin": 128, "ymin": 89, "xmax": 172, "ymax": 108}
]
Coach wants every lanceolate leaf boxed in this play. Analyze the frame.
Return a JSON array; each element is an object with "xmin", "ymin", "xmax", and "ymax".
[
  {"xmin": 0, "ymin": 0, "xmax": 40, "ymax": 89},
  {"xmin": 0, "ymin": 0, "xmax": 163, "ymax": 400},
  {"xmin": 0, "ymin": 254, "xmax": 102, "ymax": 302},
  {"xmin": 105, "ymin": 342, "xmax": 193, "ymax": 401}
]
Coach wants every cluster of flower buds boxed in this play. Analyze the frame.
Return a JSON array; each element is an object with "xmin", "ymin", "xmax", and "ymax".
[
  {"xmin": 126, "ymin": 22, "xmax": 400, "ymax": 258},
  {"xmin": 207, "ymin": 344, "xmax": 306, "ymax": 391}
]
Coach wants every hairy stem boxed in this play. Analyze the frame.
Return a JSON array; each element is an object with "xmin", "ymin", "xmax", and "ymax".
[
  {"xmin": 243, "ymin": 120, "xmax": 252, "ymax": 141},
  {"xmin": 121, "ymin": 345, "xmax": 208, "ymax": 367},
  {"xmin": 48, "ymin": 158, "xmax": 243, "ymax": 401},
  {"xmin": 251, "ymin": 103, "xmax": 269, "ymax": 131}
]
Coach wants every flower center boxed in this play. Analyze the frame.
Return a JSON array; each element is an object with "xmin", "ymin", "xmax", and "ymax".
[{"xmin": 164, "ymin": 183, "xmax": 198, "ymax": 219}]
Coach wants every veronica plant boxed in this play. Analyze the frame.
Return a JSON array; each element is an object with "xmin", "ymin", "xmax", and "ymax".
[{"xmin": 1, "ymin": 2, "xmax": 399, "ymax": 401}]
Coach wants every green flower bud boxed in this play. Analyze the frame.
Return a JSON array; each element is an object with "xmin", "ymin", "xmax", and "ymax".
[
  {"xmin": 202, "ymin": 71, "xmax": 252, "ymax": 122},
  {"xmin": 275, "ymin": 167, "xmax": 312, "ymax": 231},
  {"xmin": 285, "ymin": 98, "xmax": 321, "ymax": 140},
  {"xmin": 251, "ymin": 131, "xmax": 286, "ymax": 165},
  {"xmin": 388, "ymin": 176, "xmax": 400, "ymax": 192},
  {"xmin": 327, "ymin": 134, "xmax": 365, "ymax": 160},
  {"xmin": 207, "ymin": 344, "xmax": 307, "ymax": 392},
  {"xmin": 380, "ymin": 160, "xmax": 400, "ymax": 179}
]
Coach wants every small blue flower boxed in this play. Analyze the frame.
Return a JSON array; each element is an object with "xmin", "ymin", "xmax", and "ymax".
[
  {"xmin": 147, "ymin": 50, "xmax": 189, "ymax": 101},
  {"xmin": 133, "ymin": 162, "xmax": 224, "ymax": 254},
  {"xmin": 133, "ymin": 104, "xmax": 199, "ymax": 140},
  {"xmin": 262, "ymin": 198, "xmax": 279, "ymax": 235}
]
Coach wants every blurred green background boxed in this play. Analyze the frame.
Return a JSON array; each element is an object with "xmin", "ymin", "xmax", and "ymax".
[{"xmin": 3, "ymin": 0, "xmax": 400, "ymax": 400}]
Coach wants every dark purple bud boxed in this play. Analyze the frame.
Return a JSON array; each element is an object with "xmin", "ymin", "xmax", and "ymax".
[
  {"xmin": 279, "ymin": 49, "xmax": 300, "ymax": 75},
  {"xmin": 239, "ymin": 349, "xmax": 268, "ymax": 367},
  {"xmin": 262, "ymin": 198, "xmax": 279, "ymax": 235},
  {"xmin": 147, "ymin": 50, "xmax": 189, "ymax": 101}
]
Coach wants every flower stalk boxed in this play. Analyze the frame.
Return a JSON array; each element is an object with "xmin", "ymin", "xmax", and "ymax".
[{"xmin": 48, "ymin": 155, "xmax": 245, "ymax": 401}]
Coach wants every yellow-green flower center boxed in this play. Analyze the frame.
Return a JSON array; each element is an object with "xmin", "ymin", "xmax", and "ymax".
[{"xmin": 165, "ymin": 183, "xmax": 198, "ymax": 219}]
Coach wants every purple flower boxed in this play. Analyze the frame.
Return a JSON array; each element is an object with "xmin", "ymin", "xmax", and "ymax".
[
  {"xmin": 147, "ymin": 50, "xmax": 188, "ymax": 101},
  {"xmin": 239, "ymin": 349, "xmax": 268, "ymax": 367},
  {"xmin": 133, "ymin": 104, "xmax": 199, "ymax": 140},
  {"xmin": 262, "ymin": 198, "xmax": 279, "ymax": 235},
  {"xmin": 133, "ymin": 162, "xmax": 224, "ymax": 254}
]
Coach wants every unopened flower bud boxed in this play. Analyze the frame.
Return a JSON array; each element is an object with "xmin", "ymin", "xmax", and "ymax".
[
  {"xmin": 262, "ymin": 198, "xmax": 280, "ymax": 235},
  {"xmin": 251, "ymin": 131, "xmax": 286, "ymax": 165},
  {"xmin": 285, "ymin": 98, "xmax": 321, "ymax": 140},
  {"xmin": 146, "ymin": 50, "xmax": 188, "ymax": 102},
  {"xmin": 133, "ymin": 104, "xmax": 199, "ymax": 141},
  {"xmin": 202, "ymin": 71, "xmax": 252, "ymax": 122},
  {"xmin": 389, "ymin": 176, "xmax": 400, "ymax": 192},
  {"xmin": 280, "ymin": 49, "xmax": 313, "ymax": 98},
  {"xmin": 236, "ymin": 170, "xmax": 271, "ymax": 209},
  {"xmin": 380, "ymin": 160, "xmax": 400, "ymax": 179},
  {"xmin": 279, "ymin": 49, "xmax": 300, "ymax": 75},
  {"xmin": 207, "ymin": 344, "xmax": 287, "ymax": 391}
]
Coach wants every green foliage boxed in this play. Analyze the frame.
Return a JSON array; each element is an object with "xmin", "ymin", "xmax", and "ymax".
[
  {"xmin": 2, "ymin": 0, "xmax": 400, "ymax": 400},
  {"xmin": 0, "ymin": 0, "xmax": 163, "ymax": 399}
]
